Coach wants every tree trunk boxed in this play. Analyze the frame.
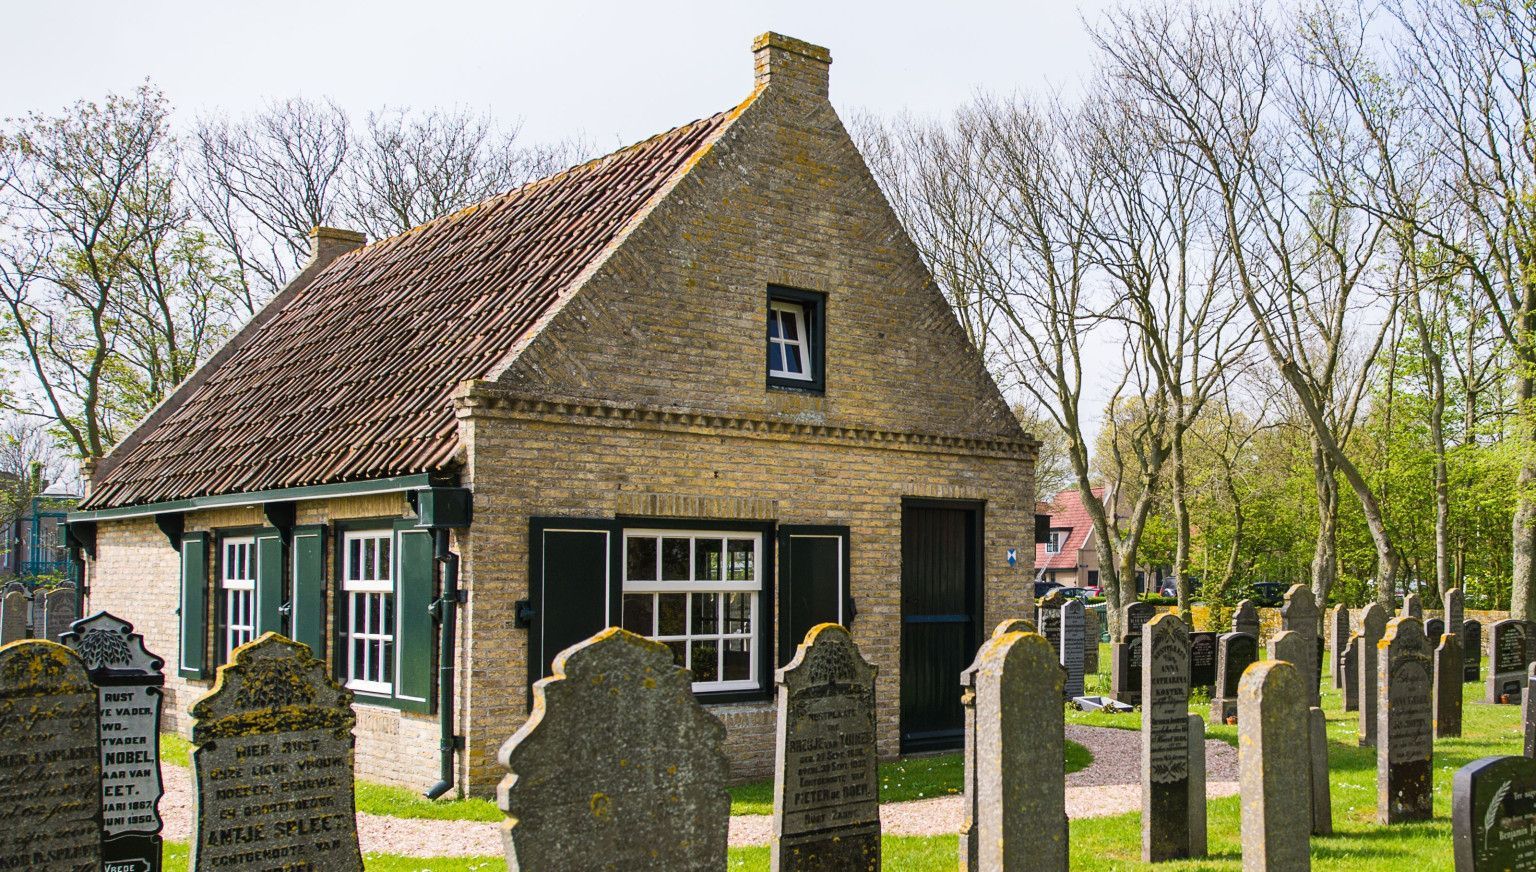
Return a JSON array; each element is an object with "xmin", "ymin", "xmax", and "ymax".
[
  {"xmin": 1172, "ymin": 426, "xmax": 1193, "ymax": 623},
  {"xmin": 1310, "ymin": 442, "xmax": 1339, "ymax": 607},
  {"xmin": 1514, "ymin": 374, "xmax": 1536, "ymax": 620}
]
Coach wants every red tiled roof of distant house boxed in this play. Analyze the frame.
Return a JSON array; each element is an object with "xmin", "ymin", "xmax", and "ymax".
[{"xmin": 1034, "ymin": 487, "xmax": 1104, "ymax": 571}]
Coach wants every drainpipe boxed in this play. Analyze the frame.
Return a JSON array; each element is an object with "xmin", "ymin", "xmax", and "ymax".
[{"xmin": 425, "ymin": 526, "xmax": 462, "ymax": 800}]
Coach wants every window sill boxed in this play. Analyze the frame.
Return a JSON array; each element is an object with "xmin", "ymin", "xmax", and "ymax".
[{"xmin": 766, "ymin": 380, "xmax": 825, "ymax": 395}]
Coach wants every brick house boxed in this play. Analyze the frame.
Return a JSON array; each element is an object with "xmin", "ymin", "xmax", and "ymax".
[
  {"xmin": 65, "ymin": 33, "xmax": 1036, "ymax": 795},
  {"xmin": 1034, "ymin": 487, "xmax": 1152, "ymax": 593}
]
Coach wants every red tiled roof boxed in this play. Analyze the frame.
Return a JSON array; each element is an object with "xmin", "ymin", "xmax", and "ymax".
[
  {"xmin": 1035, "ymin": 487, "xmax": 1103, "ymax": 570},
  {"xmin": 83, "ymin": 106, "xmax": 741, "ymax": 510}
]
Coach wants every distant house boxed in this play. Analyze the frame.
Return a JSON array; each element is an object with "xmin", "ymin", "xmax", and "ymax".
[
  {"xmin": 1034, "ymin": 487, "xmax": 1150, "ymax": 593},
  {"xmin": 66, "ymin": 34, "xmax": 1038, "ymax": 796},
  {"xmin": 0, "ymin": 477, "xmax": 77, "ymax": 582}
]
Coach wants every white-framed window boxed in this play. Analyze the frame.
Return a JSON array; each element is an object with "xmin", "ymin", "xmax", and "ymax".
[
  {"xmin": 768, "ymin": 300, "xmax": 812, "ymax": 381},
  {"xmin": 620, "ymin": 529, "xmax": 760, "ymax": 693},
  {"xmin": 1045, "ymin": 530, "xmax": 1068, "ymax": 554},
  {"xmin": 342, "ymin": 530, "xmax": 395, "ymax": 695},
  {"xmin": 221, "ymin": 536, "xmax": 256, "ymax": 657}
]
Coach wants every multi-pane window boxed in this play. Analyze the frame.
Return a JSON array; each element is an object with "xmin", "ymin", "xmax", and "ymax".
[
  {"xmin": 768, "ymin": 301, "xmax": 812, "ymax": 381},
  {"xmin": 621, "ymin": 530, "xmax": 760, "ymax": 692},
  {"xmin": 1045, "ymin": 530, "xmax": 1068, "ymax": 554},
  {"xmin": 343, "ymin": 531, "xmax": 395, "ymax": 695},
  {"xmin": 221, "ymin": 536, "xmax": 256, "ymax": 657}
]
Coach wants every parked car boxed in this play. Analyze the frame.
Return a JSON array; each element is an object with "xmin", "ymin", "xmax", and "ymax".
[
  {"xmin": 1057, "ymin": 587, "xmax": 1094, "ymax": 601},
  {"xmin": 1034, "ymin": 580, "xmax": 1062, "ymax": 598},
  {"xmin": 1248, "ymin": 582, "xmax": 1288, "ymax": 607}
]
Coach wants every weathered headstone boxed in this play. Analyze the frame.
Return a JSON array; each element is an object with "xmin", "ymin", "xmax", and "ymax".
[
  {"xmin": 500, "ymin": 627, "xmax": 728, "ymax": 872},
  {"xmin": 1330, "ymin": 606, "xmax": 1350, "ymax": 690},
  {"xmin": 1464, "ymin": 620, "xmax": 1483, "ymax": 683},
  {"xmin": 0, "ymin": 580, "xmax": 23, "ymax": 594},
  {"xmin": 961, "ymin": 630, "xmax": 1067, "ymax": 872},
  {"xmin": 1125, "ymin": 600, "xmax": 1157, "ymax": 638},
  {"xmin": 1038, "ymin": 590, "xmax": 1064, "ymax": 652},
  {"xmin": 61, "ymin": 612, "xmax": 166, "ymax": 872},
  {"xmin": 1281, "ymin": 585, "xmax": 1322, "ymax": 706},
  {"xmin": 1238, "ymin": 660, "xmax": 1311, "ymax": 872},
  {"xmin": 1435, "ymin": 633, "xmax": 1464, "ymax": 740},
  {"xmin": 1525, "ymin": 665, "xmax": 1536, "ymax": 758},
  {"xmin": 1189, "ymin": 632, "xmax": 1218, "ymax": 690},
  {"xmin": 1359, "ymin": 603, "xmax": 1388, "ymax": 747},
  {"xmin": 1488, "ymin": 619, "xmax": 1529, "ymax": 704},
  {"xmin": 1309, "ymin": 706, "xmax": 1332, "ymax": 836},
  {"xmin": 772, "ymin": 624, "xmax": 879, "ymax": 871},
  {"xmin": 1210, "ymin": 631, "xmax": 1257, "ymax": 723},
  {"xmin": 0, "ymin": 640, "xmax": 102, "ymax": 871},
  {"xmin": 42, "ymin": 587, "xmax": 78, "ymax": 642},
  {"xmin": 1445, "ymin": 587, "xmax": 1465, "ymax": 640},
  {"xmin": 191, "ymin": 633, "xmax": 363, "ymax": 872},
  {"xmin": 1427, "ymin": 618, "xmax": 1446, "ymax": 647},
  {"xmin": 1343, "ymin": 636, "xmax": 1361, "ymax": 713},
  {"xmin": 1402, "ymin": 593, "xmax": 1423, "ymax": 620},
  {"xmin": 1233, "ymin": 599, "xmax": 1261, "ymax": 641},
  {"xmin": 992, "ymin": 618, "xmax": 1035, "ymax": 636},
  {"xmin": 1379, "ymin": 617, "xmax": 1434, "ymax": 824},
  {"xmin": 1084, "ymin": 608, "xmax": 1101, "ymax": 675},
  {"xmin": 1112, "ymin": 601, "xmax": 1157, "ymax": 705},
  {"xmin": 1142, "ymin": 613, "xmax": 1195, "ymax": 862},
  {"xmin": 0, "ymin": 589, "xmax": 26, "ymax": 643},
  {"xmin": 1060, "ymin": 599, "xmax": 1086, "ymax": 699},
  {"xmin": 1453, "ymin": 755, "xmax": 1536, "ymax": 872},
  {"xmin": 1187, "ymin": 713, "xmax": 1207, "ymax": 859}
]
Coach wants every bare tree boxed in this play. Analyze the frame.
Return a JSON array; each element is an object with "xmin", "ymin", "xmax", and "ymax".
[{"xmin": 0, "ymin": 414, "xmax": 67, "ymax": 527}]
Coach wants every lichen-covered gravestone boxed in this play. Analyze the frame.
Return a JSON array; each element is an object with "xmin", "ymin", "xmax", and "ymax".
[
  {"xmin": 42, "ymin": 587, "xmax": 77, "ymax": 642},
  {"xmin": 190, "ymin": 633, "xmax": 362, "ymax": 872},
  {"xmin": 1233, "ymin": 599, "xmax": 1261, "ymax": 641},
  {"xmin": 962, "ymin": 630, "xmax": 1067, "ymax": 872},
  {"xmin": 1463, "ymin": 620, "xmax": 1483, "ymax": 683},
  {"xmin": 500, "ymin": 627, "xmax": 729, "ymax": 872},
  {"xmin": 772, "ymin": 623, "xmax": 879, "ymax": 871},
  {"xmin": 1060, "ymin": 599, "xmax": 1086, "ymax": 699},
  {"xmin": 1281, "ymin": 585, "xmax": 1322, "ymax": 706},
  {"xmin": 1189, "ymin": 632, "xmax": 1218, "ymax": 691},
  {"xmin": 1445, "ymin": 587, "xmax": 1465, "ymax": 641},
  {"xmin": 960, "ymin": 617, "xmax": 1040, "ymax": 869},
  {"xmin": 1329, "ymin": 607, "xmax": 1350, "ymax": 690},
  {"xmin": 1238, "ymin": 660, "xmax": 1311, "ymax": 872},
  {"xmin": 1435, "ymin": 633, "xmax": 1464, "ymax": 740},
  {"xmin": 1453, "ymin": 755, "xmax": 1536, "ymax": 871},
  {"xmin": 1210, "ymin": 631, "xmax": 1257, "ymax": 723},
  {"xmin": 1308, "ymin": 706, "xmax": 1331, "ymax": 836},
  {"xmin": 1358, "ymin": 603, "xmax": 1388, "ymax": 747},
  {"xmin": 1401, "ymin": 593, "xmax": 1422, "ymax": 620},
  {"xmin": 0, "ymin": 640, "xmax": 101, "ymax": 871},
  {"xmin": 0, "ymin": 589, "xmax": 26, "ymax": 643},
  {"xmin": 1343, "ymin": 636, "xmax": 1361, "ymax": 713},
  {"xmin": 1379, "ymin": 617, "xmax": 1434, "ymax": 824},
  {"xmin": 1084, "ymin": 608, "xmax": 1101, "ymax": 675},
  {"xmin": 1187, "ymin": 713, "xmax": 1207, "ymax": 858},
  {"xmin": 1488, "ymin": 619, "xmax": 1529, "ymax": 704},
  {"xmin": 1112, "ymin": 601, "xmax": 1157, "ymax": 705},
  {"xmin": 1142, "ymin": 613, "xmax": 1195, "ymax": 862},
  {"xmin": 61, "ymin": 612, "xmax": 166, "ymax": 872}
]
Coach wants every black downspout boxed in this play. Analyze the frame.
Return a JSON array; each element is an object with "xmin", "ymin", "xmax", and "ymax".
[{"xmin": 424, "ymin": 527, "xmax": 461, "ymax": 800}]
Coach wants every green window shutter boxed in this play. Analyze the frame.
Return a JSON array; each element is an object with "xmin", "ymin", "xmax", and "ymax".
[
  {"xmin": 255, "ymin": 528, "xmax": 285, "ymax": 636},
  {"xmin": 179, "ymin": 532, "xmax": 211, "ymax": 680},
  {"xmin": 290, "ymin": 524, "xmax": 327, "ymax": 657},
  {"xmin": 393, "ymin": 520, "xmax": 436, "ymax": 713},
  {"xmin": 778, "ymin": 526, "xmax": 851, "ymax": 666}
]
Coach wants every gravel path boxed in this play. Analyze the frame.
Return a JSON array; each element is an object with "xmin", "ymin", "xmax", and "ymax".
[{"xmin": 157, "ymin": 725, "xmax": 1238, "ymax": 856}]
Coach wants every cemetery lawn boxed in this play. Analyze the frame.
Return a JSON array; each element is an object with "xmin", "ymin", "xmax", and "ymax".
[{"xmin": 726, "ymin": 739, "xmax": 1094, "ymax": 815}]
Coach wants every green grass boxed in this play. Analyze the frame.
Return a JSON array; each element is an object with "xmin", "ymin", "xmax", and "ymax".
[
  {"xmin": 160, "ymin": 732, "xmax": 191, "ymax": 767},
  {"xmin": 726, "ymin": 739, "xmax": 1094, "ymax": 815}
]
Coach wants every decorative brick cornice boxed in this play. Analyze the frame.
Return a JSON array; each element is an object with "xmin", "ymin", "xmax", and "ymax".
[{"xmin": 453, "ymin": 381, "xmax": 1034, "ymax": 461}]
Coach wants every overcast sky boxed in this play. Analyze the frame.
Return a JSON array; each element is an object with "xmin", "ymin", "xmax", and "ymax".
[{"xmin": 3, "ymin": 1, "xmax": 1110, "ymax": 147}]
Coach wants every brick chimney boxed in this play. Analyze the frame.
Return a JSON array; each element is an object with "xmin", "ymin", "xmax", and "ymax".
[
  {"xmin": 753, "ymin": 32, "xmax": 832, "ymax": 98},
  {"xmin": 308, "ymin": 226, "xmax": 367, "ymax": 266}
]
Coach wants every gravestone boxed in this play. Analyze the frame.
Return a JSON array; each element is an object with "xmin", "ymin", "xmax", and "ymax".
[
  {"xmin": 0, "ymin": 580, "xmax": 23, "ymax": 594},
  {"xmin": 1359, "ymin": 603, "xmax": 1388, "ymax": 747},
  {"xmin": 1525, "ymin": 665, "xmax": 1536, "ymax": 758},
  {"xmin": 1187, "ymin": 713, "xmax": 1207, "ymax": 858},
  {"xmin": 0, "ymin": 640, "xmax": 101, "ymax": 871},
  {"xmin": 1141, "ymin": 613, "xmax": 1195, "ymax": 862},
  {"xmin": 1125, "ymin": 600, "xmax": 1157, "ymax": 638},
  {"xmin": 1038, "ymin": 590, "xmax": 1064, "ymax": 652},
  {"xmin": 1427, "ymin": 618, "xmax": 1446, "ymax": 647},
  {"xmin": 190, "ymin": 633, "xmax": 363, "ymax": 872},
  {"xmin": 1210, "ymin": 631, "xmax": 1257, "ymax": 723},
  {"xmin": 42, "ymin": 587, "xmax": 78, "ymax": 642},
  {"xmin": 1084, "ymin": 608, "xmax": 1101, "ymax": 675},
  {"xmin": 1309, "ymin": 706, "xmax": 1332, "ymax": 836},
  {"xmin": 1233, "ymin": 599, "xmax": 1261, "ymax": 641},
  {"xmin": 500, "ymin": 627, "xmax": 728, "ymax": 871},
  {"xmin": 61, "ymin": 612, "xmax": 166, "ymax": 872},
  {"xmin": 1445, "ymin": 587, "xmax": 1465, "ymax": 641},
  {"xmin": 1238, "ymin": 660, "xmax": 1311, "ymax": 872},
  {"xmin": 1379, "ymin": 617, "xmax": 1434, "ymax": 824},
  {"xmin": 1060, "ymin": 600, "xmax": 1086, "ymax": 699},
  {"xmin": 992, "ymin": 618, "xmax": 1035, "ymax": 636},
  {"xmin": 0, "ymin": 590, "xmax": 26, "ymax": 643},
  {"xmin": 772, "ymin": 624, "xmax": 879, "ymax": 871},
  {"xmin": 1330, "ymin": 606, "xmax": 1350, "ymax": 690},
  {"xmin": 1112, "ymin": 601, "xmax": 1157, "ymax": 705},
  {"xmin": 1343, "ymin": 636, "xmax": 1361, "ymax": 713},
  {"xmin": 1487, "ymin": 619, "xmax": 1529, "ymax": 704},
  {"xmin": 1464, "ymin": 620, "xmax": 1483, "ymax": 683},
  {"xmin": 1189, "ymin": 632, "xmax": 1218, "ymax": 690},
  {"xmin": 1281, "ymin": 585, "xmax": 1322, "ymax": 706},
  {"xmin": 1435, "ymin": 633, "xmax": 1464, "ymax": 740},
  {"xmin": 1453, "ymin": 755, "xmax": 1536, "ymax": 872},
  {"xmin": 1271, "ymin": 629, "xmax": 1307, "ymax": 672},
  {"xmin": 1402, "ymin": 593, "xmax": 1423, "ymax": 620},
  {"xmin": 961, "ymin": 630, "xmax": 1067, "ymax": 872}
]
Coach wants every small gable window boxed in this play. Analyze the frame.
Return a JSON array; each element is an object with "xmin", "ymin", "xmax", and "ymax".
[
  {"xmin": 766, "ymin": 286, "xmax": 825, "ymax": 392},
  {"xmin": 1045, "ymin": 530, "xmax": 1069, "ymax": 554}
]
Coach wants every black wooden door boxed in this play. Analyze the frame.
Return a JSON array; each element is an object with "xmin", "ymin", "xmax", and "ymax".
[
  {"xmin": 900, "ymin": 503, "xmax": 979, "ymax": 753},
  {"xmin": 528, "ymin": 524, "xmax": 614, "ymax": 702}
]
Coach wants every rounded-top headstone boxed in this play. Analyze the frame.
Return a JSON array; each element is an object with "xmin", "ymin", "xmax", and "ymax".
[
  {"xmin": 993, "ymin": 618, "xmax": 1036, "ymax": 637},
  {"xmin": 1378, "ymin": 617, "xmax": 1433, "ymax": 824}
]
